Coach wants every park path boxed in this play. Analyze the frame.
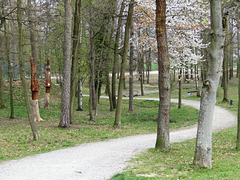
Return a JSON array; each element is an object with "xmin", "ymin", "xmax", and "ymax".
[{"xmin": 0, "ymin": 98, "xmax": 237, "ymax": 180}]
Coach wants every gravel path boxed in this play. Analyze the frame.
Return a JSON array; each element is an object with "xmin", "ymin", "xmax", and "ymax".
[{"xmin": 0, "ymin": 99, "xmax": 237, "ymax": 180}]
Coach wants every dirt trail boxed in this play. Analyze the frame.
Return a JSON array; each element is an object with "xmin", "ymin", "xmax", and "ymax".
[{"xmin": 0, "ymin": 98, "xmax": 237, "ymax": 180}]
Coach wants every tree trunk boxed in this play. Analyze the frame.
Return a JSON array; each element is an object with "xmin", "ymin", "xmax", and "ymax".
[
  {"xmin": 27, "ymin": 0, "xmax": 37, "ymax": 64},
  {"xmin": 70, "ymin": 0, "xmax": 81, "ymax": 123},
  {"xmin": 89, "ymin": 0, "xmax": 96, "ymax": 112},
  {"xmin": 112, "ymin": 0, "xmax": 125, "ymax": 109},
  {"xmin": 113, "ymin": 0, "xmax": 134, "ymax": 128},
  {"xmin": 4, "ymin": 15, "xmax": 14, "ymax": 118},
  {"xmin": 195, "ymin": 64, "xmax": 201, "ymax": 97},
  {"xmin": 59, "ymin": 0, "xmax": 72, "ymax": 128},
  {"xmin": 178, "ymin": 72, "xmax": 182, "ymax": 109},
  {"xmin": 236, "ymin": 11, "xmax": 240, "ymax": 150},
  {"xmin": 222, "ymin": 17, "xmax": 229, "ymax": 103},
  {"xmin": 155, "ymin": 0, "xmax": 171, "ymax": 151},
  {"xmin": 17, "ymin": 0, "xmax": 39, "ymax": 140},
  {"xmin": 128, "ymin": 14, "xmax": 134, "ymax": 112},
  {"xmin": 194, "ymin": 0, "xmax": 224, "ymax": 168},
  {"xmin": 0, "ymin": 26, "xmax": 5, "ymax": 110},
  {"xmin": 77, "ymin": 79, "xmax": 83, "ymax": 111}
]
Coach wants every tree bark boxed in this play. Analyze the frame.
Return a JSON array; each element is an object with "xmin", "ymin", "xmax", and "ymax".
[
  {"xmin": 59, "ymin": 0, "xmax": 72, "ymax": 128},
  {"xmin": 17, "ymin": 0, "xmax": 39, "ymax": 140},
  {"xmin": 237, "ymin": 11, "xmax": 240, "ymax": 150},
  {"xmin": 128, "ymin": 13, "xmax": 134, "ymax": 112},
  {"xmin": 3, "ymin": 12, "xmax": 14, "ymax": 118},
  {"xmin": 112, "ymin": 0, "xmax": 125, "ymax": 109},
  {"xmin": 113, "ymin": 0, "xmax": 134, "ymax": 128},
  {"xmin": 27, "ymin": 0, "xmax": 37, "ymax": 64},
  {"xmin": 155, "ymin": 0, "xmax": 171, "ymax": 151},
  {"xmin": 194, "ymin": 0, "xmax": 224, "ymax": 168},
  {"xmin": 70, "ymin": 0, "xmax": 81, "ymax": 123},
  {"xmin": 178, "ymin": 72, "xmax": 182, "ymax": 109},
  {"xmin": 222, "ymin": 16, "xmax": 229, "ymax": 103}
]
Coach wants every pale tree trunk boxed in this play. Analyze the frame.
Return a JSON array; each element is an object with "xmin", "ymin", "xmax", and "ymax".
[
  {"xmin": 140, "ymin": 49, "xmax": 144, "ymax": 96},
  {"xmin": 17, "ymin": 0, "xmax": 39, "ymax": 140},
  {"xmin": 70, "ymin": 0, "xmax": 81, "ymax": 123},
  {"xmin": 194, "ymin": 0, "xmax": 224, "ymax": 168},
  {"xmin": 44, "ymin": 58, "xmax": 51, "ymax": 109},
  {"xmin": 4, "ymin": 19, "xmax": 14, "ymax": 118},
  {"xmin": 59, "ymin": 0, "xmax": 72, "ymax": 128},
  {"xmin": 178, "ymin": 70, "xmax": 182, "ymax": 109},
  {"xmin": 77, "ymin": 78, "xmax": 83, "ymax": 111},
  {"xmin": 128, "ymin": 14, "xmax": 134, "ymax": 112},
  {"xmin": 155, "ymin": 0, "xmax": 171, "ymax": 151},
  {"xmin": 114, "ymin": 0, "xmax": 134, "ymax": 128},
  {"xmin": 195, "ymin": 64, "xmax": 201, "ymax": 97},
  {"xmin": 112, "ymin": 0, "xmax": 125, "ymax": 109}
]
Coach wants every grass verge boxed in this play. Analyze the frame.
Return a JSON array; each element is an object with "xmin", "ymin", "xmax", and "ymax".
[{"xmin": 111, "ymin": 127, "xmax": 240, "ymax": 180}]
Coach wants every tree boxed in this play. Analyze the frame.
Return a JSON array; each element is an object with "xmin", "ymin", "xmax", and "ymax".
[
  {"xmin": 70, "ymin": 0, "xmax": 81, "ymax": 123},
  {"xmin": 155, "ymin": 0, "xmax": 171, "ymax": 151},
  {"xmin": 114, "ymin": 0, "xmax": 134, "ymax": 128},
  {"xmin": 128, "ymin": 11, "xmax": 134, "ymax": 113},
  {"xmin": 194, "ymin": 0, "xmax": 225, "ymax": 168},
  {"xmin": 17, "ymin": 0, "xmax": 39, "ymax": 140},
  {"xmin": 112, "ymin": 0, "xmax": 125, "ymax": 109},
  {"xmin": 59, "ymin": 0, "xmax": 72, "ymax": 128},
  {"xmin": 237, "ymin": 10, "xmax": 240, "ymax": 150}
]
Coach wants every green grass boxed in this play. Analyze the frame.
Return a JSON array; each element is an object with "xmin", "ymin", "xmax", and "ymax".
[
  {"xmin": 111, "ymin": 127, "xmax": 240, "ymax": 180},
  {"xmin": 0, "ymin": 79, "xmax": 199, "ymax": 162}
]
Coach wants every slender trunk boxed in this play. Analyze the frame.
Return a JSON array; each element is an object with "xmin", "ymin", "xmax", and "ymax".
[
  {"xmin": 17, "ymin": 0, "xmax": 39, "ymax": 140},
  {"xmin": 70, "ymin": 0, "xmax": 81, "ymax": 123},
  {"xmin": 178, "ymin": 72, "xmax": 182, "ymax": 109},
  {"xmin": 27, "ymin": 0, "xmax": 37, "ymax": 64},
  {"xmin": 114, "ymin": 0, "xmax": 134, "ymax": 128},
  {"xmin": 236, "ymin": 11, "xmax": 240, "ymax": 150},
  {"xmin": 4, "ymin": 18, "xmax": 14, "ymax": 117},
  {"xmin": 195, "ymin": 64, "xmax": 201, "ymax": 97},
  {"xmin": 112, "ymin": 0, "xmax": 125, "ymax": 109},
  {"xmin": 89, "ymin": 0, "xmax": 96, "ymax": 111},
  {"xmin": 59, "ymin": 0, "xmax": 72, "ymax": 128},
  {"xmin": 129, "ymin": 15, "xmax": 134, "ymax": 112},
  {"xmin": 155, "ymin": 0, "xmax": 171, "ymax": 151},
  {"xmin": 0, "ymin": 32, "xmax": 5, "ymax": 110},
  {"xmin": 222, "ymin": 18, "xmax": 229, "ymax": 103},
  {"xmin": 77, "ymin": 79, "xmax": 83, "ymax": 111},
  {"xmin": 194, "ymin": 0, "xmax": 224, "ymax": 168}
]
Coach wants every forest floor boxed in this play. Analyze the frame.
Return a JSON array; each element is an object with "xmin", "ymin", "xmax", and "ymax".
[{"xmin": 0, "ymin": 98, "xmax": 236, "ymax": 180}]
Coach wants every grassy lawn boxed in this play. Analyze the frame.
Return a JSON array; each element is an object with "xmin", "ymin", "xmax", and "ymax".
[
  {"xmin": 0, "ymin": 79, "xmax": 199, "ymax": 162},
  {"xmin": 112, "ymin": 127, "xmax": 240, "ymax": 180},
  {"xmin": 111, "ymin": 74, "xmax": 240, "ymax": 179}
]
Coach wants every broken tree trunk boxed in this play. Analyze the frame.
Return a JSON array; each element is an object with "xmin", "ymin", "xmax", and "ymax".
[{"xmin": 31, "ymin": 57, "xmax": 43, "ymax": 122}]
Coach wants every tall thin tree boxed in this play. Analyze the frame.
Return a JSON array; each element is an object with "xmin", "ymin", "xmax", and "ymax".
[
  {"xmin": 17, "ymin": 0, "xmax": 39, "ymax": 140},
  {"xmin": 114, "ymin": 0, "xmax": 134, "ymax": 128},
  {"xmin": 59, "ymin": 0, "xmax": 72, "ymax": 128},
  {"xmin": 194, "ymin": 0, "xmax": 224, "ymax": 168},
  {"xmin": 155, "ymin": 0, "xmax": 171, "ymax": 151}
]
